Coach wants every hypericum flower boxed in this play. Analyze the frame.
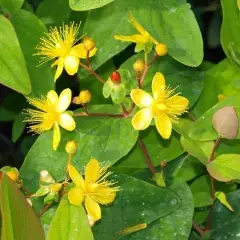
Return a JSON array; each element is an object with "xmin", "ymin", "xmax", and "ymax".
[
  {"xmin": 35, "ymin": 23, "xmax": 97, "ymax": 81},
  {"xmin": 130, "ymin": 72, "xmax": 189, "ymax": 139},
  {"xmin": 68, "ymin": 159, "xmax": 119, "ymax": 223},
  {"xmin": 26, "ymin": 88, "xmax": 76, "ymax": 150}
]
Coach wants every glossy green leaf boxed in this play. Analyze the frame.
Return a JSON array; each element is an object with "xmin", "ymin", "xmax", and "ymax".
[
  {"xmin": 0, "ymin": 174, "xmax": 45, "ymax": 240},
  {"xmin": 125, "ymin": 180, "xmax": 194, "ymax": 240},
  {"xmin": 0, "ymin": 0, "xmax": 23, "ymax": 14},
  {"xmin": 0, "ymin": 15, "xmax": 31, "ymax": 95},
  {"xmin": 215, "ymin": 191, "xmax": 234, "ymax": 212},
  {"xmin": 70, "ymin": 0, "xmax": 115, "ymax": 11},
  {"xmin": 103, "ymin": 79, "xmax": 114, "ymax": 98},
  {"xmin": 207, "ymin": 154, "xmax": 240, "ymax": 182},
  {"xmin": 116, "ymin": 127, "xmax": 184, "ymax": 168},
  {"xmin": 111, "ymin": 84, "xmax": 126, "ymax": 104},
  {"xmin": 11, "ymin": 10, "xmax": 54, "ymax": 97},
  {"xmin": 20, "ymin": 105, "xmax": 138, "ymax": 192},
  {"xmin": 210, "ymin": 190, "xmax": 240, "ymax": 239},
  {"xmin": 93, "ymin": 174, "xmax": 181, "ymax": 239},
  {"xmin": 47, "ymin": 198, "xmax": 93, "ymax": 240},
  {"xmin": 80, "ymin": 0, "xmax": 203, "ymax": 77},
  {"xmin": 190, "ymin": 96, "xmax": 240, "ymax": 141},
  {"xmin": 12, "ymin": 112, "xmax": 26, "ymax": 142}
]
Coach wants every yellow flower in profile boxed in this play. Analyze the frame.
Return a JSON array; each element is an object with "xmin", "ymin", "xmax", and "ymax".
[
  {"xmin": 26, "ymin": 88, "xmax": 76, "ymax": 150},
  {"xmin": 131, "ymin": 72, "xmax": 189, "ymax": 139},
  {"xmin": 35, "ymin": 23, "xmax": 97, "ymax": 81},
  {"xmin": 68, "ymin": 159, "xmax": 119, "ymax": 223}
]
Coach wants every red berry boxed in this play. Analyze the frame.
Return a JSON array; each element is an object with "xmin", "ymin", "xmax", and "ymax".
[{"xmin": 110, "ymin": 71, "xmax": 121, "ymax": 84}]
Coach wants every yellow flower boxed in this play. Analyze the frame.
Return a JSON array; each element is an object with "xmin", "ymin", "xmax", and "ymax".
[
  {"xmin": 130, "ymin": 72, "xmax": 189, "ymax": 139},
  {"xmin": 68, "ymin": 159, "xmax": 119, "ymax": 222},
  {"xmin": 35, "ymin": 23, "xmax": 97, "ymax": 81},
  {"xmin": 26, "ymin": 88, "xmax": 76, "ymax": 150},
  {"xmin": 114, "ymin": 13, "xmax": 158, "ymax": 46}
]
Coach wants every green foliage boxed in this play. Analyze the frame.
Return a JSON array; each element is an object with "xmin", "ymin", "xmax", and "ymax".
[
  {"xmin": 0, "ymin": 0, "xmax": 23, "ymax": 14},
  {"xmin": 69, "ymin": 0, "xmax": 115, "ymax": 11}
]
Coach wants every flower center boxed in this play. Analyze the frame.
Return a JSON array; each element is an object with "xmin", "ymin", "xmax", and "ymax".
[
  {"xmin": 55, "ymin": 41, "xmax": 71, "ymax": 57},
  {"xmin": 152, "ymin": 102, "xmax": 166, "ymax": 116}
]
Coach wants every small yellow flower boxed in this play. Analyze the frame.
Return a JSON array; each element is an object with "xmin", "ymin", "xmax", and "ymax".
[
  {"xmin": 26, "ymin": 88, "xmax": 76, "ymax": 150},
  {"xmin": 114, "ymin": 13, "xmax": 158, "ymax": 46},
  {"xmin": 35, "ymin": 23, "xmax": 97, "ymax": 81},
  {"xmin": 68, "ymin": 159, "xmax": 119, "ymax": 222},
  {"xmin": 130, "ymin": 72, "xmax": 189, "ymax": 139}
]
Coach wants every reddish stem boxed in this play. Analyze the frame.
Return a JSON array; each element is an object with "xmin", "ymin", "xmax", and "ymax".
[
  {"xmin": 192, "ymin": 221, "xmax": 205, "ymax": 237},
  {"xmin": 37, "ymin": 204, "xmax": 51, "ymax": 217}
]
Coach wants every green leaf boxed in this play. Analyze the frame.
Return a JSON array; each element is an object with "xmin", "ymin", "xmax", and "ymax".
[
  {"xmin": 11, "ymin": 10, "xmax": 54, "ymax": 97},
  {"xmin": 0, "ymin": 174, "xmax": 45, "ymax": 240},
  {"xmin": 207, "ymin": 154, "xmax": 240, "ymax": 182},
  {"xmin": 47, "ymin": 198, "xmax": 93, "ymax": 240},
  {"xmin": 215, "ymin": 191, "xmax": 234, "ymax": 212},
  {"xmin": 116, "ymin": 127, "xmax": 184, "ymax": 168},
  {"xmin": 210, "ymin": 190, "xmax": 240, "ymax": 239},
  {"xmin": 221, "ymin": 0, "xmax": 240, "ymax": 69},
  {"xmin": 36, "ymin": 0, "xmax": 71, "ymax": 26},
  {"xmin": 20, "ymin": 105, "xmax": 138, "ymax": 192},
  {"xmin": 70, "ymin": 0, "xmax": 115, "ymax": 11},
  {"xmin": 0, "ymin": 15, "xmax": 31, "ymax": 95},
  {"xmin": 93, "ymin": 174, "xmax": 181, "ymax": 239},
  {"xmin": 111, "ymin": 84, "xmax": 126, "ymax": 104},
  {"xmin": 0, "ymin": 0, "xmax": 23, "ymax": 14},
  {"xmin": 121, "ymin": 53, "xmax": 204, "ymax": 108},
  {"xmin": 190, "ymin": 96, "xmax": 240, "ymax": 141},
  {"xmin": 12, "ymin": 112, "xmax": 26, "ymax": 142},
  {"xmin": 103, "ymin": 79, "xmax": 113, "ymax": 98},
  {"xmin": 80, "ymin": 0, "xmax": 203, "ymax": 77},
  {"xmin": 124, "ymin": 180, "xmax": 194, "ymax": 240}
]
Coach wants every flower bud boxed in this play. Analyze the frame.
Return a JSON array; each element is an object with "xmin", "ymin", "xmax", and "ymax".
[
  {"xmin": 155, "ymin": 43, "xmax": 168, "ymax": 56},
  {"xmin": 110, "ymin": 71, "xmax": 121, "ymax": 84},
  {"xmin": 49, "ymin": 183, "xmax": 62, "ymax": 194},
  {"xmin": 83, "ymin": 36, "xmax": 96, "ymax": 52},
  {"xmin": 133, "ymin": 59, "xmax": 145, "ymax": 72},
  {"xmin": 212, "ymin": 106, "xmax": 239, "ymax": 140},
  {"xmin": 153, "ymin": 172, "xmax": 166, "ymax": 187},
  {"xmin": 1, "ymin": 167, "xmax": 19, "ymax": 182},
  {"xmin": 72, "ymin": 96, "xmax": 81, "ymax": 105},
  {"xmin": 79, "ymin": 90, "xmax": 91, "ymax": 104},
  {"xmin": 218, "ymin": 94, "xmax": 226, "ymax": 102},
  {"xmin": 65, "ymin": 140, "xmax": 78, "ymax": 155}
]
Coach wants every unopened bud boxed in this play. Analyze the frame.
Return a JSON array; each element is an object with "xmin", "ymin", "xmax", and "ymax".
[
  {"xmin": 153, "ymin": 172, "xmax": 166, "ymax": 187},
  {"xmin": 65, "ymin": 140, "xmax": 78, "ymax": 155},
  {"xmin": 83, "ymin": 36, "xmax": 96, "ymax": 52},
  {"xmin": 1, "ymin": 167, "xmax": 19, "ymax": 182},
  {"xmin": 49, "ymin": 183, "xmax": 62, "ymax": 194},
  {"xmin": 79, "ymin": 90, "xmax": 91, "ymax": 104},
  {"xmin": 133, "ymin": 59, "xmax": 145, "ymax": 72},
  {"xmin": 218, "ymin": 94, "xmax": 226, "ymax": 102},
  {"xmin": 110, "ymin": 71, "xmax": 121, "ymax": 84},
  {"xmin": 72, "ymin": 96, "xmax": 81, "ymax": 104},
  {"xmin": 155, "ymin": 43, "xmax": 168, "ymax": 56},
  {"xmin": 212, "ymin": 106, "xmax": 239, "ymax": 139}
]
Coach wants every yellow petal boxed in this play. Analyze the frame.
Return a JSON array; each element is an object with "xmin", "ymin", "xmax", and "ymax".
[
  {"xmin": 70, "ymin": 43, "xmax": 97, "ymax": 59},
  {"xmin": 85, "ymin": 158, "xmax": 100, "ymax": 184},
  {"xmin": 166, "ymin": 95, "xmax": 189, "ymax": 114},
  {"xmin": 131, "ymin": 108, "xmax": 153, "ymax": 130},
  {"xmin": 58, "ymin": 112, "xmax": 76, "ymax": 131},
  {"xmin": 130, "ymin": 89, "xmax": 154, "ymax": 108},
  {"xmin": 155, "ymin": 113, "xmax": 172, "ymax": 139},
  {"xmin": 85, "ymin": 197, "xmax": 101, "ymax": 221},
  {"xmin": 68, "ymin": 187, "xmax": 84, "ymax": 206},
  {"xmin": 53, "ymin": 58, "xmax": 64, "ymax": 82},
  {"xmin": 89, "ymin": 47, "xmax": 97, "ymax": 57},
  {"xmin": 53, "ymin": 122, "xmax": 61, "ymax": 151},
  {"xmin": 47, "ymin": 90, "xmax": 58, "ymax": 105},
  {"xmin": 64, "ymin": 55, "xmax": 80, "ymax": 76},
  {"xmin": 152, "ymin": 72, "xmax": 166, "ymax": 100},
  {"xmin": 114, "ymin": 34, "xmax": 148, "ymax": 44},
  {"xmin": 68, "ymin": 164, "xmax": 85, "ymax": 190},
  {"xmin": 56, "ymin": 88, "xmax": 72, "ymax": 112},
  {"xmin": 128, "ymin": 13, "xmax": 147, "ymax": 36}
]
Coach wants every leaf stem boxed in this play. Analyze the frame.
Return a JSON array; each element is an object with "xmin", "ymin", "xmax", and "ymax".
[
  {"xmin": 192, "ymin": 221, "xmax": 205, "ymax": 237},
  {"xmin": 37, "ymin": 204, "xmax": 51, "ymax": 217},
  {"xmin": 208, "ymin": 137, "xmax": 221, "ymax": 163},
  {"xmin": 79, "ymin": 62, "xmax": 105, "ymax": 84},
  {"xmin": 138, "ymin": 137, "xmax": 156, "ymax": 175}
]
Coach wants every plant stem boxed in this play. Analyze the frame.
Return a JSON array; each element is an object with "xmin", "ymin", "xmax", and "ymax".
[
  {"xmin": 121, "ymin": 103, "xmax": 129, "ymax": 116},
  {"xmin": 37, "ymin": 204, "xmax": 51, "ymax": 217},
  {"xmin": 208, "ymin": 137, "xmax": 221, "ymax": 163},
  {"xmin": 192, "ymin": 221, "xmax": 205, "ymax": 237},
  {"xmin": 79, "ymin": 62, "xmax": 105, "ymax": 84},
  {"xmin": 138, "ymin": 137, "xmax": 156, "ymax": 175}
]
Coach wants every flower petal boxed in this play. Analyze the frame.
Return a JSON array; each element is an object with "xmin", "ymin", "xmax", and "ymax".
[
  {"xmin": 58, "ymin": 112, "xmax": 76, "ymax": 131},
  {"xmin": 89, "ymin": 47, "xmax": 97, "ymax": 57},
  {"xmin": 64, "ymin": 55, "xmax": 80, "ymax": 76},
  {"xmin": 53, "ymin": 58, "xmax": 64, "ymax": 82},
  {"xmin": 68, "ymin": 164, "xmax": 86, "ymax": 190},
  {"xmin": 68, "ymin": 187, "xmax": 84, "ymax": 206},
  {"xmin": 70, "ymin": 43, "xmax": 86, "ymax": 58},
  {"xmin": 130, "ymin": 89, "xmax": 154, "ymax": 108},
  {"xmin": 131, "ymin": 108, "xmax": 153, "ymax": 130},
  {"xmin": 166, "ymin": 95, "xmax": 189, "ymax": 114},
  {"xmin": 47, "ymin": 90, "xmax": 58, "ymax": 105},
  {"xmin": 85, "ymin": 158, "xmax": 100, "ymax": 184},
  {"xmin": 85, "ymin": 197, "xmax": 101, "ymax": 221},
  {"xmin": 114, "ymin": 34, "xmax": 147, "ymax": 44},
  {"xmin": 152, "ymin": 72, "xmax": 166, "ymax": 100},
  {"xmin": 155, "ymin": 113, "xmax": 172, "ymax": 139},
  {"xmin": 56, "ymin": 88, "xmax": 72, "ymax": 112},
  {"xmin": 53, "ymin": 122, "xmax": 61, "ymax": 151}
]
